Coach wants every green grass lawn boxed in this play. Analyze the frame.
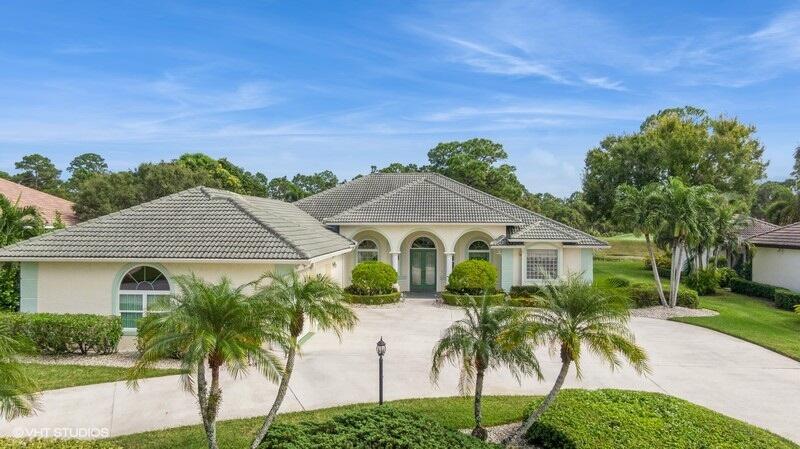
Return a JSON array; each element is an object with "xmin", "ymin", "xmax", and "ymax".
[
  {"xmin": 22, "ymin": 363, "xmax": 184, "ymax": 391},
  {"xmin": 594, "ymin": 258, "xmax": 664, "ymax": 287},
  {"xmin": 596, "ymin": 234, "xmax": 661, "ymax": 259}
]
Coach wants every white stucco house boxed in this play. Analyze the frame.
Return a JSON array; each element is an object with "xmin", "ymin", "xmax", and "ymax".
[
  {"xmin": 748, "ymin": 221, "xmax": 800, "ymax": 291},
  {"xmin": 0, "ymin": 172, "xmax": 607, "ymax": 332}
]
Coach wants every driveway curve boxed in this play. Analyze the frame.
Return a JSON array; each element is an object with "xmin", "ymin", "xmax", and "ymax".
[{"xmin": 2, "ymin": 299, "xmax": 799, "ymax": 442}]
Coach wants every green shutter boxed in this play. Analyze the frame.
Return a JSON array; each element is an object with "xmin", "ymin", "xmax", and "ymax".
[{"xmin": 19, "ymin": 262, "xmax": 38, "ymax": 312}]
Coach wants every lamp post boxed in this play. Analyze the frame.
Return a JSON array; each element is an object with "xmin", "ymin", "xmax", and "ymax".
[{"xmin": 376, "ymin": 337, "xmax": 386, "ymax": 405}]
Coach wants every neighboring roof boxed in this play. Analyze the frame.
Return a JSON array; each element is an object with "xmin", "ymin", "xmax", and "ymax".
[
  {"xmin": 296, "ymin": 172, "xmax": 607, "ymax": 247},
  {"xmin": 0, "ymin": 187, "xmax": 354, "ymax": 261},
  {"xmin": 739, "ymin": 217, "xmax": 780, "ymax": 241},
  {"xmin": 748, "ymin": 221, "xmax": 800, "ymax": 250},
  {"xmin": 508, "ymin": 221, "xmax": 578, "ymax": 242},
  {"xmin": 0, "ymin": 178, "xmax": 78, "ymax": 226}
]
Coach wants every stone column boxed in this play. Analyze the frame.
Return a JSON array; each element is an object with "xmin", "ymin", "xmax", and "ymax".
[
  {"xmin": 445, "ymin": 252, "xmax": 454, "ymax": 280},
  {"xmin": 390, "ymin": 252, "xmax": 400, "ymax": 273}
]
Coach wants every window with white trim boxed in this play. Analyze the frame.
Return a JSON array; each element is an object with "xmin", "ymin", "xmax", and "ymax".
[
  {"xmin": 118, "ymin": 266, "xmax": 170, "ymax": 330},
  {"xmin": 467, "ymin": 240, "xmax": 490, "ymax": 261},
  {"xmin": 526, "ymin": 249, "xmax": 558, "ymax": 280},
  {"xmin": 356, "ymin": 240, "xmax": 379, "ymax": 263}
]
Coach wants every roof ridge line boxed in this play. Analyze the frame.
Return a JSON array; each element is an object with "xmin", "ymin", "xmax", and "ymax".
[
  {"xmin": 323, "ymin": 177, "xmax": 429, "ymax": 222},
  {"xmin": 748, "ymin": 220, "xmax": 800, "ymax": 241},
  {"xmin": 294, "ymin": 172, "xmax": 382, "ymax": 205},
  {"xmin": 420, "ymin": 175, "xmax": 522, "ymax": 223},
  {"xmin": 203, "ymin": 187, "xmax": 309, "ymax": 259}
]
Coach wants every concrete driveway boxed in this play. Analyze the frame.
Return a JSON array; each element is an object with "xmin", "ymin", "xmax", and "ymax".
[{"xmin": 2, "ymin": 298, "xmax": 799, "ymax": 442}]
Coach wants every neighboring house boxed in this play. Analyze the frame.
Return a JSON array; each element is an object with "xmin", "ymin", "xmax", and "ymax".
[
  {"xmin": 728, "ymin": 217, "xmax": 779, "ymax": 267},
  {"xmin": 748, "ymin": 221, "xmax": 800, "ymax": 292},
  {"xmin": 0, "ymin": 178, "xmax": 78, "ymax": 226},
  {"xmin": 0, "ymin": 172, "xmax": 607, "ymax": 332}
]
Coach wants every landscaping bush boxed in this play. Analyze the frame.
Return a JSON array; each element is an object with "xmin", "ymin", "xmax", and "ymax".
[
  {"xmin": 440, "ymin": 292, "xmax": 506, "ymax": 307},
  {"xmin": 604, "ymin": 276, "xmax": 631, "ymax": 288},
  {"xmin": 343, "ymin": 291, "xmax": 401, "ymax": 305},
  {"xmin": 643, "ymin": 253, "xmax": 671, "ymax": 277},
  {"xmin": 684, "ymin": 268, "xmax": 719, "ymax": 295},
  {"xmin": 774, "ymin": 289, "xmax": 800, "ymax": 311},
  {"xmin": 446, "ymin": 260, "xmax": 498, "ymax": 295},
  {"xmin": 258, "ymin": 406, "xmax": 497, "ymax": 449},
  {"xmin": 509, "ymin": 285, "xmax": 542, "ymax": 298},
  {"xmin": 0, "ymin": 439, "xmax": 122, "ymax": 448},
  {"xmin": 626, "ymin": 283, "xmax": 699, "ymax": 309},
  {"xmin": 717, "ymin": 267, "xmax": 738, "ymax": 288},
  {"xmin": 136, "ymin": 314, "xmax": 185, "ymax": 359},
  {"xmin": 524, "ymin": 389, "xmax": 796, "ymax": 449},
  {"xmin": 0, "ymin": 313, "xmax": 122, "ymax": 355},
  {"xmin": 729, "ymin": 278, "xmax": 779, "ymax": 300},
  {"xmin": 349, "ymin": 261, "xmax": 397, "ymax": 295}
]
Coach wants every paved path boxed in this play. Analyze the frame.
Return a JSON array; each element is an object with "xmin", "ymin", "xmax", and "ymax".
[{"xmin": 2, "ymin": 299, "xmax": 799, "ymax": 442}]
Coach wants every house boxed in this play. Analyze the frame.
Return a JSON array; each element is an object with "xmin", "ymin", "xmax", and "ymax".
[
  {"xmin": 0, "ymin": 172, "xmax": 607, "ymax": 332},
  {"xmin": 727, "ymin": 217, "xmax": 779, "ymax": 267},
  {"xmin": 0, "ymin": 178, "xmax": 78, "ymax": 226},
  {"xmin": 748, "ymin": 221, "xmax": 800, "ymax": 291}
]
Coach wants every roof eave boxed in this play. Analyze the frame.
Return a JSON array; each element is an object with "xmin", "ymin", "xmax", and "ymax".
[
  {"xmin": 324, "ymin": 221, "xmax": 524, "ymax": 226},
  {"xmin": 750, "ymin": 243, "xmax": 800, "ymax": 250}
]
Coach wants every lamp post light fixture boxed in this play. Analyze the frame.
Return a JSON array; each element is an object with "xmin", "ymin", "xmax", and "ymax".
[{"xmin": 376, "ymin": 337, "xmax": 386, "ymax": 405}]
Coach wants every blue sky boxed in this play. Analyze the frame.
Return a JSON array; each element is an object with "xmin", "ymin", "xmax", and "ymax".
[{"xmin": 0, "ymin": 1, "xmax": 798, "ymax": 195}]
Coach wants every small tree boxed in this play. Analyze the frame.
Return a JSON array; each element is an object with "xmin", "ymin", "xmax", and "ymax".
[
  {"xmin": 130, "ymin": 275, "xmax": 284, "ymax": 449},
  {"xmin": 430, "ymin": 295, "xmax": 541, "ymax": 440},
  {"xmin": 249, "ymin": 272, "xmax": 358, "ymax": 449},
  {"xmin": 505, "ymin": 277, "xmax": 649, "ymax": 445},
  {"xmin": 0, "ymin": 324, "xmax": 39, "ymax": 420}
]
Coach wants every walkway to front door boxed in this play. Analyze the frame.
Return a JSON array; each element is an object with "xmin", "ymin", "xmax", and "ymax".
[{"xmin": 409, "ymin": 237, "xmax": 436, "ymax": 292}]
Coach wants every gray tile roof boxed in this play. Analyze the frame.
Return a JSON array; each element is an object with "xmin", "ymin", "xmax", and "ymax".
[
  {"xmin": 508, "ymin": 222, "xmax": 579, "ymax": 241},
  {"xmin": 0, "ymin": 187, "xmax": 354, "ymax": 261},
  {"xmin": 739, "ymin": 217, "xmax": 780, "ymax": 241},
  {"xmin": 748, "ymin": 221, "xmax": 800, "ymax": 249},
  {"xmin": 296, "ymin": 173, "xmax": 608, "ymax": 247}
]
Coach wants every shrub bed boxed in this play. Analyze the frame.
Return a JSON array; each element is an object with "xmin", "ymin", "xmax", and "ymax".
[
  {"xmin": 729, "ymin": 278, "xmax": 779, "ymax": 300},
  {"xmin": 446, "ymin": 260, "xmax": 498, "ymax": 295},
  {"xmin": 0, "ymin": 439, "xmax": 122, "ymax": 448},
  {"xmin": 644, "ymin": 253, "xmax": 671, "ymax": 278},
  {"xmin": 684, "ymin": 268, "xmax": 719, "ymax": 295},
  {"xmin": 0, "ymin": 313, "xmax": 122, "ymax": 355},
  {"xmin": 259, "ymin": 406, "xmax": 497, "ymax": 449},
  {"xmin": 524, "ymin": 389, "xmax": 797, "ymax": 449},
  {"xmin": 348, "ymin": 261, "xmax": 397, "ymax": 295},
  {"xmin": 509, "ymin": 285, "xmax": 542, "ymax": 298},
  {"xmin": 717, "ymin": 267, "xmax": 738, "ymax": 288},
  {"xmin": 343, "ymin": 290, "xmax": 401, "ymax": 305},
  {"xmin": 506, "ymin": 296, "xmax": 545, "ymax": 308},
  {"xmin": 774, "ymin": 289, "xmax": 800, "ymax": 311},
  {"xmin": 440, "ymin": 292, "xmax": 506, "ymax": 306},
  {"xmin": 626, "ymin": 283, "xmax": 699, "ymax": 309}
]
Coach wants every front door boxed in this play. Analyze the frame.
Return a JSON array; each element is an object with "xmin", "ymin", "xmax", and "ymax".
[{"xmin": 410, "ymin": 237, "xmax": 437, "ymax": 292}]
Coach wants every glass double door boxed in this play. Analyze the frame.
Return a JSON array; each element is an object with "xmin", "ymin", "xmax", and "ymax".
[{"xmin": 410, "ymin": 248, "xmax": 437, "ymax": 292}]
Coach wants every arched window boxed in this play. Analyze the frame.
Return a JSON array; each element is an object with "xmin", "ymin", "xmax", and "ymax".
[
  {"xmin": 356, "ymin": 239, "xmax": 379, "ymax": 263},
  {"xmin": 411, "ymin": 237, "xmax": 436, "ymax": 248},
  {"xmin": 118, "ymin": 266, "xmax": 170, "ymax": 330},
  {"xmin": 467, "ymin": 240, "xmax": 490, "ymax": 261}
]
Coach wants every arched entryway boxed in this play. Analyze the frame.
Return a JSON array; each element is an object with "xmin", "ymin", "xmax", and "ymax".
[{"xmin": 409, "ymin": 237, "xmax": 437, "ymax": 292}]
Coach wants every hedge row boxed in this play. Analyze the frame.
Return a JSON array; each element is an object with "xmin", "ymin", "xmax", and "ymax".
[
  {"xmin": 774, "ymin": 290, "xmax": 800, "ymax": 311},
  {"xmin": 0, "ymin": 313, "xmax": 122, "ymax": 355},
  {"xmin": 343, "ymin": 291, "xmax": 402, "ymax": 305},
  {"xmin": 729, "ymin": 277, "xmax": 779, "ymax": 300},
  {"xmin": 440, "ymin": 292, "xmax": 506, "ymax": 306},
  {"xmin": 627, "ymin": 283, "xmax": 699, "ymax": 309}
]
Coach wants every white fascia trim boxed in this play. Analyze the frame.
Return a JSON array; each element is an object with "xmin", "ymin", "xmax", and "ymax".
[
  {"xmin": 506, "ymin": 239, "xmax": 579, "ymax": 243},
  {"xmin": 307, "ymin": 247, "xmax": 356, "ymax": 264},
  {"xmin": 327, "ymin": 222, "xmax": 523, "ymax": 226}
]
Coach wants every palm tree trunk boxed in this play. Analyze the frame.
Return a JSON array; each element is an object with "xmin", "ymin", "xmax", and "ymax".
[
  {"xmin": 673, "ymin": 243, "xmax": 685, "ymax": 307},
  {"xmin": 197, "ymin": 359, "xmax": 220, "ymax": 449},
  {"xmin": 505, "ymin": 348, "xmax": 571, "ymax": 445},
  {"xmin": 250, "ymin": 344, "xmax": 297, "ymax": 449},
  {"xmin": 669, "ymin": 242, "xmax": 684, "ymax": 308},
  {"xmin": 471, "ymin": 368, "xmax": 487, "ymax": 440},
  {"xmin": 645, "ymin": 234, "xmax": 667, "ymax": 307}
]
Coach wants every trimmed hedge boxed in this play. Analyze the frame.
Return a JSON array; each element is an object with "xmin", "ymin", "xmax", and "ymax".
[
  {"xmin": 446, "ymin": 260, "xmax": 498, "ymax": 295},
  {"xmin": 349, "ymin": 261, "xmax": 397, "ymax": 295},
  {"xmin": 343, "ymin": 291, "xmax": 401, "ymax": 305},
  {"xmin": 509, "ymin": 285, "xmax": 543, "ymax": 298},
  {"xmin": 774, "ymin": 289, "xmax": 800, "ymax": 311},
  {"xmin": 684, "ymin": 268, "xmax": 719, "ymax": 295},
  {"xmin": 259, "ymin": 406, "xmax": 496, "ymax": 449},
  {"xmin": 626, "ymin": 283, "xmax": 699, "ymax": 309},
  {"xmin": 717, "ymin": 267, "xmax": 738, "ymax": 288},
  {"xmin": 0, "ymin": 313, "xmax": 122, "ymax": 355},
  {"xmin": 729, "ymin": 277, "xmax": 779, "ymax": 300},
  {"xmin": 0, "ymin": 440, "xmax": 122, "ymax": 449},
  {"xmin": 440, "ymin": 292, "xmax": 506, "ymax": 306},
  {"xmin": 524, "ymin": 389, "xmax": 797, "ymax": 449}
]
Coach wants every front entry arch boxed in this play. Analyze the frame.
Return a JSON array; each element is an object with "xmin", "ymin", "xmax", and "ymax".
[{"xmin": 410, "ymin": 237, "xmax": 437, "ymax": 292}]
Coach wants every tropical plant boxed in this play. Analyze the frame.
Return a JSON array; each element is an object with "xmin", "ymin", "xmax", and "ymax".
[
  {"xmin": 0, "ymin": 194, "xmax": 44, "ymax": 247},
  {"xmin": 614, "ymin": 183, "xmax": 667, "ymax": 306},
  {"xmin": 430, "ymin": 295, "xmax": 540, "ymax": 440},
  {"xmin": 505, "ymin": 277, "xmax": 649, "ymax": 445},
  {"xmin": 0, "ymin": 323, "xmax": 39, "ymax": 419},
  {"xmin": 766, "ymin": 190, "xmax": 800, "ymax": 225},
  {"xmin": 129, "ymin": 275, "xmax": 284, "ymax": 449},
  {"xmin": 249, "ymin": 272, "xmax": 358, "ymax": 449}
]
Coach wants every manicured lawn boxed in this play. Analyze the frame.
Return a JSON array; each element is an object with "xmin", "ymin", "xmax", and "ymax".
[
  {"xmin": 596, "ymin": 234, "xmax": 661, "ymax": 259},
  {"xmin": 22, "ymin": 363, "xmax": 184, "ymax": 391},
  {"xmin": 109, "ymin": 395, "xmax": 534, "ymax": 449},
  {"xmin": 672, "ymin": 293, "xmax": 800, "ymax": 361},
  {"xmin": 594, "ymin": 259, "xmax": 665, "ymax": 287}
]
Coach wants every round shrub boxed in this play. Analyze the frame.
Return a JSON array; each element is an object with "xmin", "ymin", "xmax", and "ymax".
[
  {"xmin": 684, "ymin": 268, "xmax": 719, "ymax": 295},
  {"xmin": 349, "ymin": 261, "xmax": 397, "ymax": 295},
  {"xmin": 717, "ymin": 267, "xmax": 738, "ymax": 288},
  {"xmin": 446, "ymin": 259, "xmax": 498, "ymax": 295}
]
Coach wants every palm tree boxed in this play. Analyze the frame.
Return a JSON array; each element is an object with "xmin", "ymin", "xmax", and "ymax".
[
  {"xmin": 0, "ymin": 194, "xmax": 44, "ymax": 247},
  {"xmin": 249, "ymin": 272, "xmax": 358, "ymax": 449},
  {"xmin": 0, "ymin": 325, "xmax": 39, "ymax": 420},
  {"xmin": 766, "ymin": 190, "xmax": 800, "ymax": 225},
  {"xmin": 130, "ymin": 275, "xmax": 284, "ymax": 449},
  {"xmin": 505, "ymin": 277, "xmax": 649, "ymax": 445},
  {"xmin": 614, "ymin": 183, "xmax": 667, "ymax": 306},
  {"xmin": 654, "ymin": 178, "xmax": 717, "ymax": 307},
  {"xmin": 430, "ymin": 295, "xmax": 542, "ymax": 440}
]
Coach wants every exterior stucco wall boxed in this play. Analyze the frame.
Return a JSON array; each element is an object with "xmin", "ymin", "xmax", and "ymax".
[
  {"xmin": 752, "ymin": 247, "xmax": 800, "ymax": 292},
  {"xmin": 505, "ymin": 243, "xmax": 588, "ymax": 287}
]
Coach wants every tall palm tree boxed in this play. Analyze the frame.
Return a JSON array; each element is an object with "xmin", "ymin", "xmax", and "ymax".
[
  {"xmin": 249, "ymin": 272, "xmax": 358, "ymax": 449},
  {"xmin": 430, "ymin": 295, "xmax": 542, "ymax": 440},
  {"xmin": 505, "ymin": 277, "xmax": 649, "ymax": 445},
  {"xmin": 766, "ymin": 190, "xmax": 800, "ymax": 225},
  {"xmin": 130, "ymin": 275, "xmax": 284, "ymax": 449},
  {"xmin": 614, "ymin": 183, "xmax": 667, "ymax": 306},
  {"xmin": 654, "ymin": 178, "xmax": 717, "ymax": 307},
  {"xmin": 0, "ymin": 325, "xmax": 39, "ymax": 420},
  {"xmin": 0, "ymin": 194, "xmax": 44, "ymax": 247}
]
